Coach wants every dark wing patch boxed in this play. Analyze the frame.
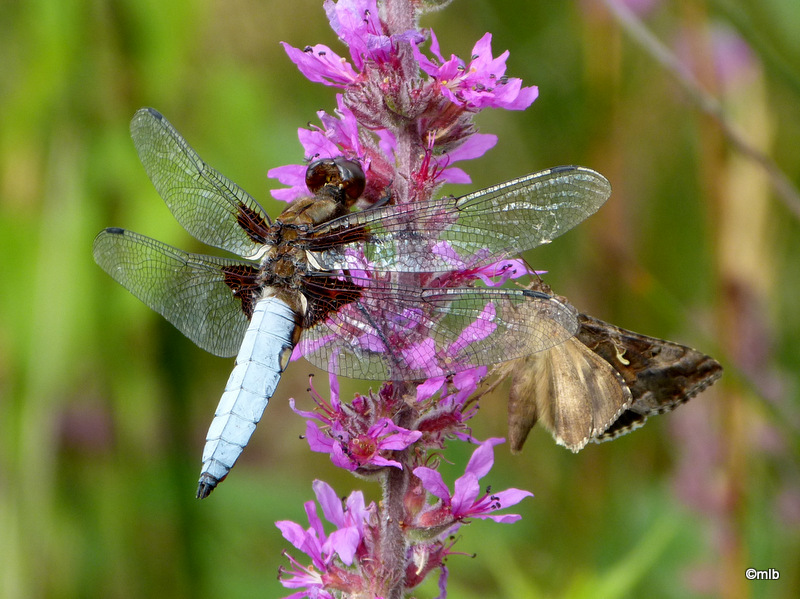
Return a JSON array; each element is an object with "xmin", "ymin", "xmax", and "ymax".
[
  {"xmin": 301, "ymin": 275, "xmax": 364, "ymax": 329},
  {"xmin": 221, "ymin": 263, "xmax": 262, "ymax": 320}
]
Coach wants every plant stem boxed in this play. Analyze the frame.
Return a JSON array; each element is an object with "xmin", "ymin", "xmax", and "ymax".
[{"xmin": 379, "ymin": 397, "xmax": 415, "ymax": 598}]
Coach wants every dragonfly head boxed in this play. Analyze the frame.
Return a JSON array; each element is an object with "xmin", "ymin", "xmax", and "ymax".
[{"xmin": 306, "ymin": 157, "xmax": 366, "ymax": 209}]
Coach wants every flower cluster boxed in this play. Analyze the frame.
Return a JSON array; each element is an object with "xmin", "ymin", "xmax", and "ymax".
[
  {"xmin": 273, "ymin": 0, "xmax": 538, "ymax": 596},
  {"xmin": 292, "ymin": 374, "xmax": 422, "ymax": 472},
  {"xmin": 276, "ymin": 480, "xmax": 375, "ymax": 597},
  {"xmin": 268, "ymin": 0, "xmax": 536, "ymax": 208},
  {"xmin": 278, "ymin": 439, "xmax": 529, "ymax": 598},
  {"xmin": 411, "ymin": 438, "xmax": 533, "ymax": 530}
]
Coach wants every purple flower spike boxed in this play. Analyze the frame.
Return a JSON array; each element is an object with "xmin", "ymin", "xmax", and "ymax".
[{"xmin": 274, "ymin": 0, "xmax": 543, "ymax": 595}]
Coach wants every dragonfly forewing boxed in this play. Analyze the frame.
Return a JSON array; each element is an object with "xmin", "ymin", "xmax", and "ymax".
[
  {"xmin": 131, "ymin": 108, "xmax": 271, "ymax": 259},
  {"xmin": 309, "ymin": 165, "xmax": 611, "ymax": 273}
]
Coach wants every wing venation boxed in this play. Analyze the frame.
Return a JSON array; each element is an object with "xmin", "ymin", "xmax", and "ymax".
[
  {"xmin": 93, "ymin": 227, "xmax": 256, "ymax": 357},
  {"xmin": 131, "ymin": 108, "xmax": 271, "ymax": 257},
  {"xmin": 299, "ymin": 275, "xmax": 579, "ymax": 381},
  {"xmin": 309, "ymin": 166, "xmax": 611, "ymax": 273}
]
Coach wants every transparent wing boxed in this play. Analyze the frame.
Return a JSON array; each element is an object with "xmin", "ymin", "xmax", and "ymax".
[
  {"xmin": 93, "ymin": 227, "xmax": 258, "ymax": 357},
  {"xmin": 131, "ymin": 108, "xmax": 271, "ymax": 258},
  {"xmin": 299, "ymin": 275, "xmax": 579, "ymax": 381},
  {"xmin": 309, "ymin": 166, "xmax": 611, "ymax": 273}
]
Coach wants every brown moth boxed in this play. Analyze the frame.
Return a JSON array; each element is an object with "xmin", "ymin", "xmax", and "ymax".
[{"xmin": 493, "ymin": 281, "xmax": 723, "ymax": 453}]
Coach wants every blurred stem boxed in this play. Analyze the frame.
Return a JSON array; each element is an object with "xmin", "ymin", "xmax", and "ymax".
[
  {"xmin": 678, "ymin": 3, "xmax": 749, "ymax": 596},
  {"xmin": 601, "ymin": 0, "xmax": 800, "ymax": 221},
  {"xmin": 599, "ymin": 3, "xmax": 775, "ymax": 599},
  {"xmin": 381, "ymin": 465, "xmax": 410, "ymax": 599}
]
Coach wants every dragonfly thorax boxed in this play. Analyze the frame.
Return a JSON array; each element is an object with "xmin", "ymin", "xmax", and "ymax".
[{"xmin": 260, "ymin": 245, "xmax": 311, "ymax": 289}]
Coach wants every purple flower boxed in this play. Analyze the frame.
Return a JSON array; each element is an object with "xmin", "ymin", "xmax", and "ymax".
[
  {"xmin": 414, "ymin": 369, "xmax": 483, "ymax": 446},
  {"xmin": 289, "ymin": 373, "xmax": 343, "ymax": 425},
  {"xmin": 281, "ymin": 42, "xmax": 359, "ymax": 88},
  {"xmin": 280, "ymin": 0, "xmax": 422, "ymax": 87},
  {"xmin": 412, "ymin": 31, "xmax": 538, "ymax": 111},
  {"xmin": 434, "ymin": 133, "xmax": 498, "ymax": 184},
  {"xmin": 310, "ymin": 417, "xmax": 421, "ymax": 471},
  {"xmin": 292, "ymin": 375, "xmax": 421, "ymax": 472},
  {"xmin": 412, "ymin": 438, "xmax": 533, "ymax": 528},
  {"xmin": 404, "ymin": 541, "xmax": 452, "ymax": 597},
  {"xmin": 415, "ymin": 365, "xmax": 483, "ymax": 413},
  {"xmin": 277, "ymin": 480, "xmax": 374, "ymax": 596},
  {"xmin": 462, "ymin": 259, "xmax": 533, "ymax": 287},
  {"xmin": 325, "ymin": 0, "xmax": 422, "ymax": 70}
]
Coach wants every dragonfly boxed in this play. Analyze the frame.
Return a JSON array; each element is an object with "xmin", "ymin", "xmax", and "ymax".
[{"xmin": 93, "ymin": 108, "xmax": 612, "ymax": 498}]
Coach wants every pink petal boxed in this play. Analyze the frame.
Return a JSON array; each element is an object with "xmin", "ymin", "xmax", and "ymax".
[
  {"xmin": 401, "ymin": 337, "xmax": 438, "ymax": 372},
  {"xmin": 369, "ymin": 455, "xmax": 403, "ymax": 469},
  {"xmin": 298, "ymin": 128, "xmax": 340, "ymax": 159},
  {"xmin": 451, "ymin": 471, "xmax": 480, "ymax": 512},
  {"xmin": 281, "ymin": 42, "xmax": 358, "ymax": 87},
  {"xmin": 378, "ymin": 431, "xmax": 422, "ymax": 450},
  {"xmin": 446, "ymin": 133, "xmax": 497, "ymax": 162},
  {"xmin": 413, "ymin": 467, "xmax": 450, "ymax": 502},
  {"xmin": 305, "ymin": 421, "xmax": 333, "ymax": 453},
  {"xmin": 491, "ymin": 487, "xmax": 534, "ymax": 508},
  {"xmin": 313, "ymin": 480, "xmax": 344, "ymax": 527},
  {"xmin": 325, "ymin": 526, "xmax": 361, "ymax": 565},
  {"xmin": 276, "ymin": 520, "xmax": 308, "ymax": 550},
  {"xmin": 416, "ymin": 376, "xmax": 446, "ymax": 402},
  {"xmin": 428, "ymin": 29, "xmax": 446, "ymax": 63},
  {"xmin": 328, "ymin": 372, "xmax": 340, "ymax": 403},
  {"xmin": 448, "ymin": 303, "xmax": 497, "ymax": 356},
  {"xmin": 268, "ymin": 163, "xmax": 308, "ymax": 203},
  {"xmin": 344, "ymin": 491, "xmax": 368, "ymax": 524},
  {"xmin": 288, "ymin": 398, "xmax": 319, "ymax": 420},
  {"xmin": 481, "ymin": 513, "xmax": 523, "ymax": 523},
  {"xmin": 304, "ymin": 500, "xmax": 325, "ymax": 541},
  {"xmin": 331, "ymin": 443, "xmax": 357, "ymax": 471},
  {"xmin": 465, "ymin": 437, "xmax": 504, "ymax": 479},
  {"xmin": 438, "ymin": 166, "xmax": 471, "ymax": 184}
]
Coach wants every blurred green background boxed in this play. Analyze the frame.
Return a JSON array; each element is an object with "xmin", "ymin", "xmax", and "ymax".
[{"xmin": 1, "ymin": 0, "xmax": 799, "ymax": 597}]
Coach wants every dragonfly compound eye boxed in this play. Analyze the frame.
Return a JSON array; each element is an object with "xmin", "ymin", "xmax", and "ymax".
[{"xmin": 306, "ymin": 157, "xmax": 365, "ymax": 203}]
